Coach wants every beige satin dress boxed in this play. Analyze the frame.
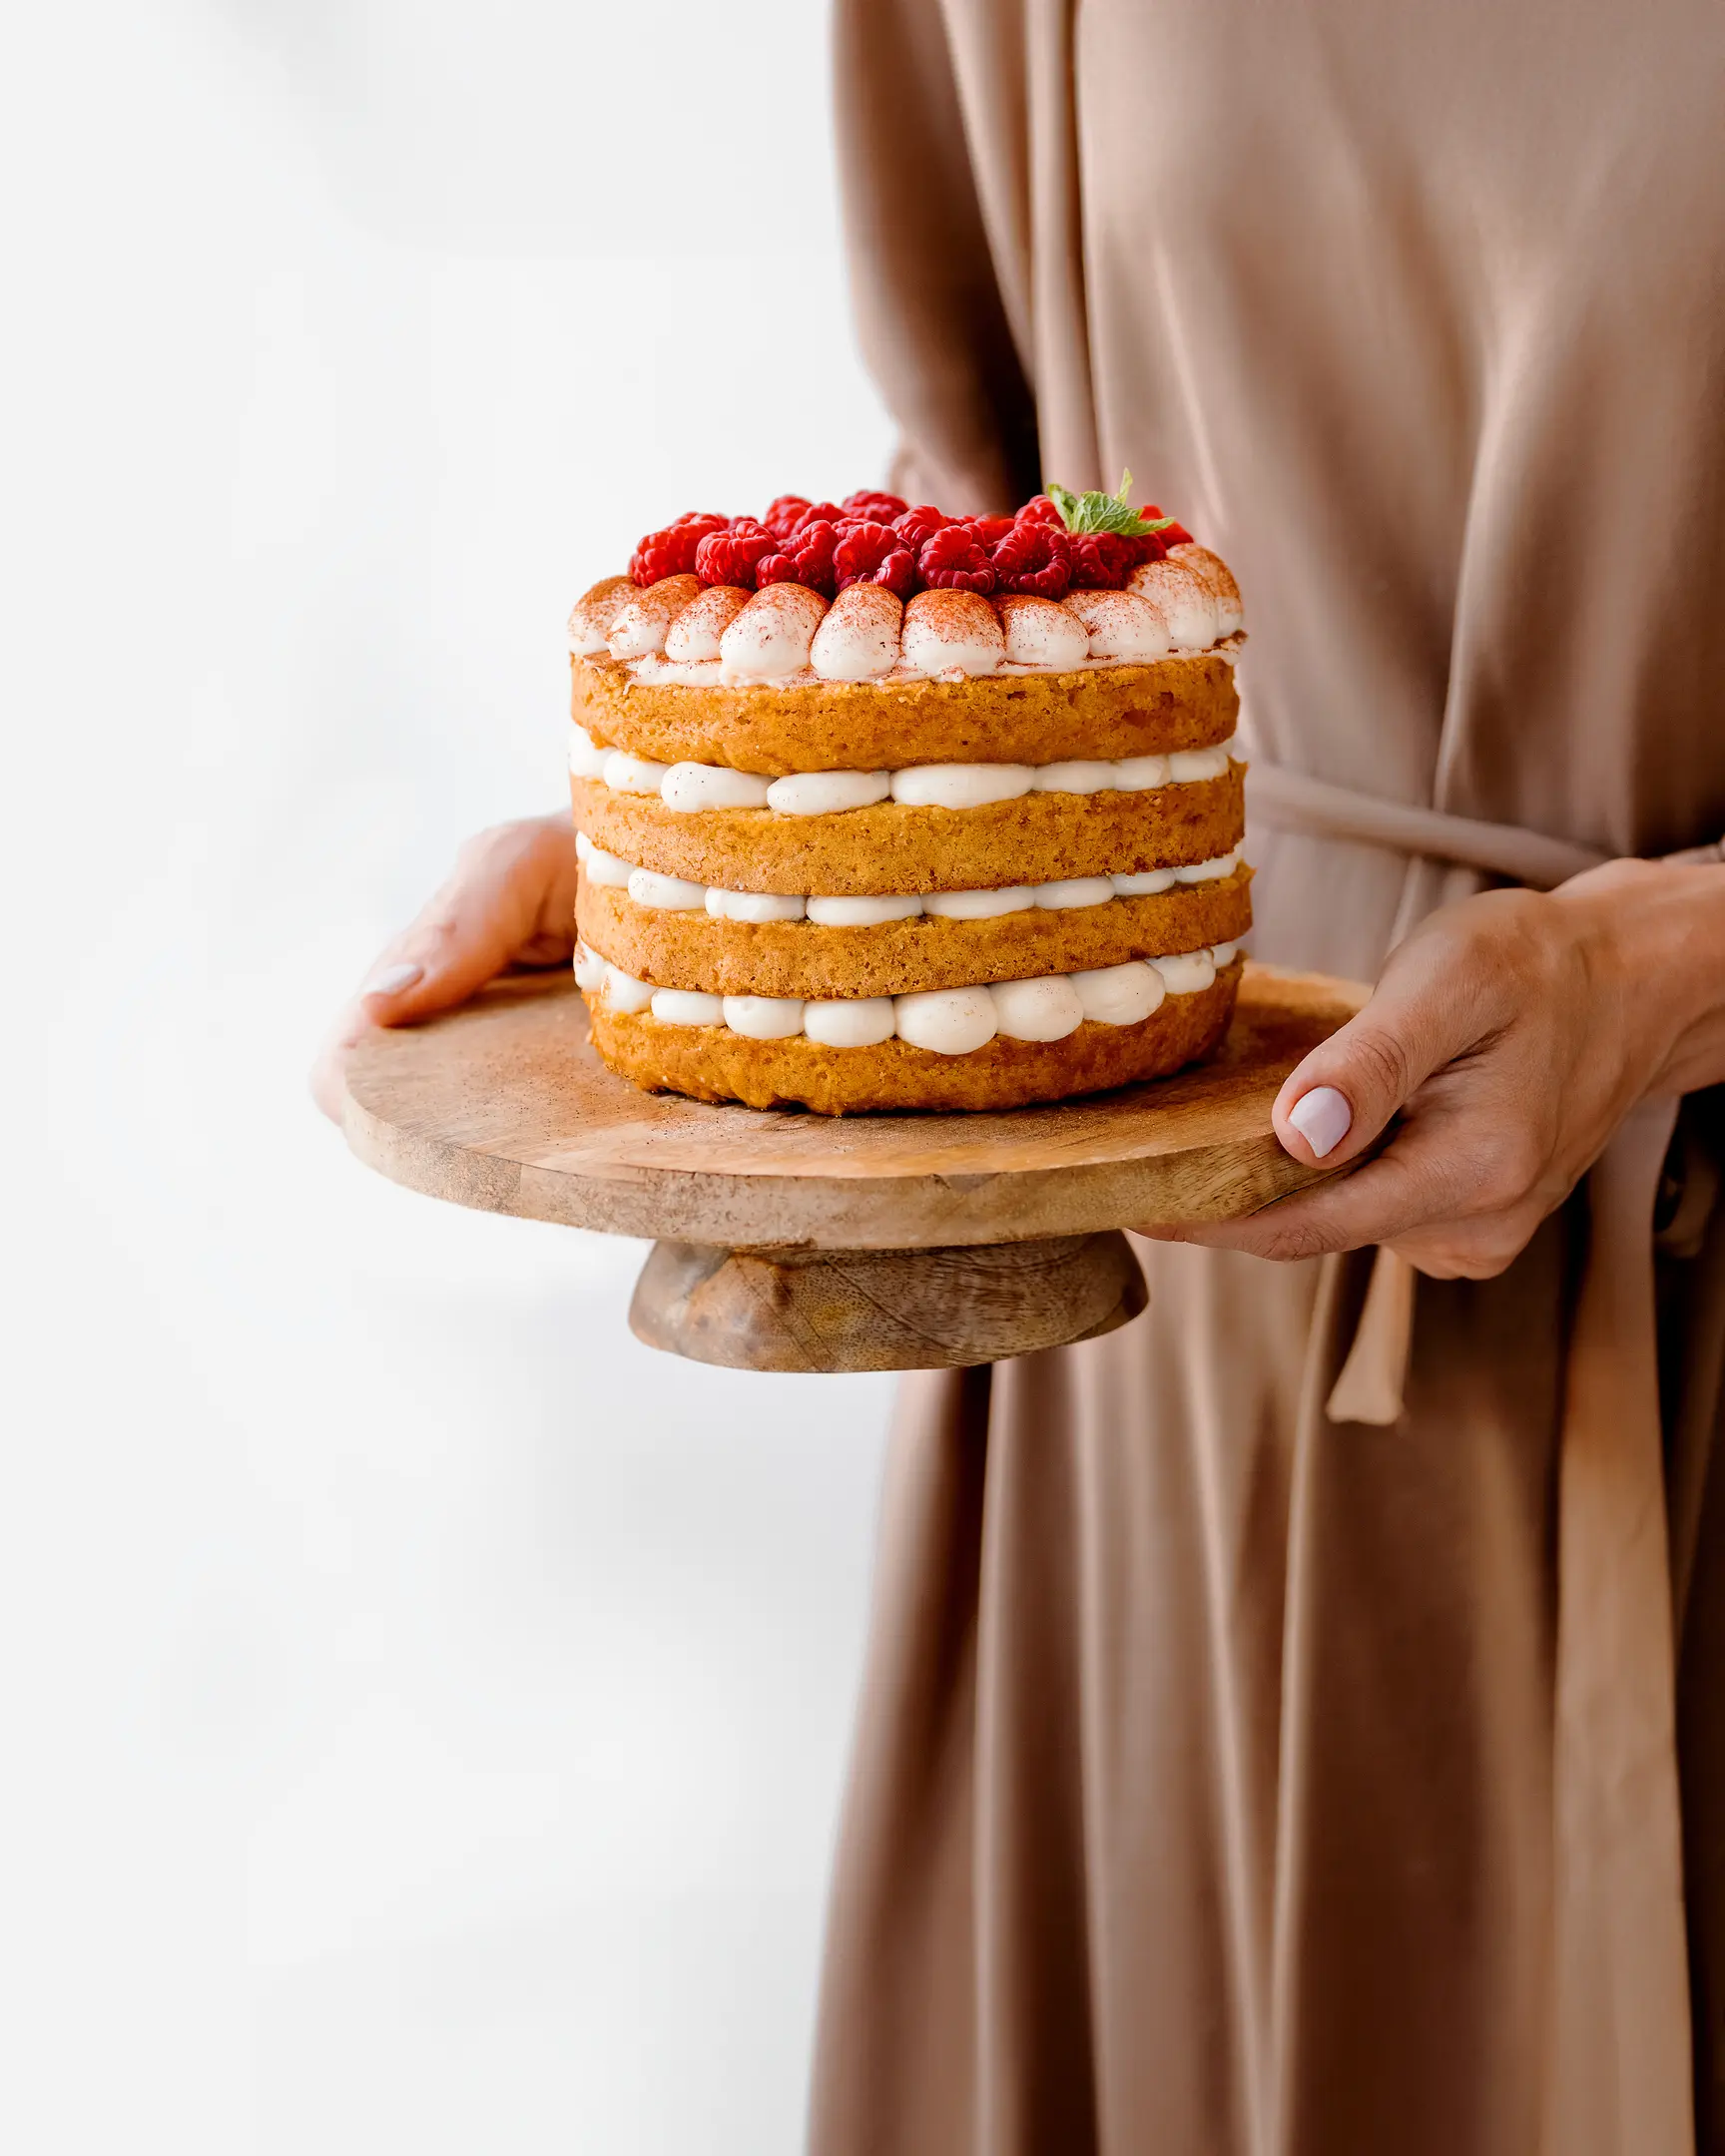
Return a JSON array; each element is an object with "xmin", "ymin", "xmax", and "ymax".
[{"xmin": 809, "ymin": 5, "xmax": 1725, "ymax": 2153}]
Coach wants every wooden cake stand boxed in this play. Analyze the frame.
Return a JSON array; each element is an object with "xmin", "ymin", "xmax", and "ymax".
[{"xmin": 341, "ymin": 962, "xmax": 1368, "ymax": 1374}]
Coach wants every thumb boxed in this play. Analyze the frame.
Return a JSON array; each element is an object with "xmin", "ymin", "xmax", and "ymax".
[
  {"xmin": 1271, "ymin": 936, "xmax": 1490, "ymax": 1168},
  {"xmin": 308, "ymin": 918, "xmax": 524, "ymax": 1127},
  {"xmin": 309, "ymin": 816, "xmax": 579, "ymax": 1124},
  {"xmin": 349, "ymin": 813, "xmax": 581, "ymax": 1026}
]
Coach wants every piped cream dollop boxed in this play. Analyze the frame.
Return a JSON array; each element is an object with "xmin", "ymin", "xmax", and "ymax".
[
  {"xmin": 889, "ymin": 763, "xmax": 1034, "ymax": 809},
  {"xmin": 900, "ymin": 590, "xmax": 1005, "ymax": 677},
  {"xmin": 810, "ymin": 585, "xmax": 902, "ymax": 682},
  {"xmin": 1034, "ymin": 876, "xmax": 1116, "ymax": 909},
  {"xmin": 894, "ymin": 985, "xmax": 1000, "ymax": 1055},
  {"xmin": 627, "ymin": 868, "xmax": 706, "ymax": 911},
  {"xmin": 574, "ymin": 830, "xmax": 634, "ymax": 886},
  {"xmin": 765, "ymin": 770, "xmax": 892, "ymax": 816},
  {"xmin": 608, "ymin": 574, "xmax": 700, "ymax": 660},
  {"xmin": 664, "ymin": 584, "xmax": 751, "ymax": 663},
  {"xmin": 660, "ymin": 762, "xmax": 774, "ymax": 812},
  {"xmin": 1070, "ymin": 961, "xmax": 1166, "ymax": 1025},
  {"xmin": 997, "ymin": 594, "xmax": 1091, "ymax": 669},
  {"xmin": 722, "ymin": 994, "xmax": 806, "ymax": 1040},
  {"xmin": 1064, "ymin": 589, "xmax": 1173, "ymax": 662},
  {"xmin": 720, "ymin": 584, "xmax": 829, "ymax": 681},
  {"xmin": 1168, "ymin": 545, "xmax": 1245, "ymax": 637},
  {"xmin": 807, "ymin": 893, "xmax": 923, "ymax": 925},
  {"xmin": 651, "ymin": 987, "xmax": 726, "ymax": 1026},
  {"xmin": 1151, "ymin": 948, "xmax": 1217, "ymax": 994},
  {"xmin": 706, "ymin": 888, "xmax": 807, "ymax": 923},
  {"xmin": 922, "ymin": 886, "xmax": 1035, "ymax": 920},
  {"xmin": 569, "ymin": 577, "xmax": 637, "ymax": 655},
  {"xmin": 1128, "ymin": 560, "xmax": 1221, "ymax": 649},
  {"xmin": 603, "ymin": 749, "xmax": 672, "ymax": 795},
  {"xmin": 805, "ymin": 997, "xmax": 897, "ymax": 1048},
  {"xmin": 990, "ymin": 974, "xmax": 1086, "ymax": 1042},
  {"xmin": 1032, "ymin": 760, "xmax": 1121, "ymax": 795}
]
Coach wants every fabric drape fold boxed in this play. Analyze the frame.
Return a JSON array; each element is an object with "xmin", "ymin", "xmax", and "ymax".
[
  {"xmin": 814, "ymin": 4, "xmax": 1725, "ymax": 2149},
  {"xmin": 1238, "ymin": 774, "xmax": 1697, "ymax": 2155},
  {"xmin": 1548, "ymin": 1098, "xmax": 1694, "ymax": 2156}
]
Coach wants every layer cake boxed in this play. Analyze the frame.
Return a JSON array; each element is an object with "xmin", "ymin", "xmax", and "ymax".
[{"xmin": 565, "ymin": 483, "xmax": 1250, "ymax": 1113}]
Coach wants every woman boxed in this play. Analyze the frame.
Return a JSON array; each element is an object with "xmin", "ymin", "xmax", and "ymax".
[{"xmin": 316, "ymin": 3, "xmax": 1725, "ymax": 2149}]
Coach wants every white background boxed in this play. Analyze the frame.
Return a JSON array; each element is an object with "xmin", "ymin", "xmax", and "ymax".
[{"xmin": 5, "ymin": 4, "xmax": 899, "ymax": 2149}]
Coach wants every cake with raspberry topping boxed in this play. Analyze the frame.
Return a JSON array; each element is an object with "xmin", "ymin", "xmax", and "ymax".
[{"xmin": 565, "ymin": 478, "xmax": 1249, "ymax": 1114}]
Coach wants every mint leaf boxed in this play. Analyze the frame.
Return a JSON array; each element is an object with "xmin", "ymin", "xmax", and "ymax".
[
  {"xmin": 1082, "ymin": 496, "xmax": 1153, "ymax": 535},
  {"xmin": 1042, "ymin": 467, "xmax": 1176, "ymax": 538}
]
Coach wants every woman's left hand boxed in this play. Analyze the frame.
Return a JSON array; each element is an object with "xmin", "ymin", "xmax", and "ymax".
[{"xmin": 1139, "ymin": 857, "xmax": 1725, "ymax": 1279}]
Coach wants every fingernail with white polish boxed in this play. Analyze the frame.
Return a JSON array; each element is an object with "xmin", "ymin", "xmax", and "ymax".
[
  {"xmin": 1289, "ymin": 1085, "xmax": 1353, "ymax": 1159},
  {"xmin": 363, "ymin": 961, "xmax": 422, "ymax": 998}
]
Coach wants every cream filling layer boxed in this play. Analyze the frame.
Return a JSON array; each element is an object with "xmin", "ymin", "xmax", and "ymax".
[
  {"xmin": 605, "ymin": 644, "xmax": 1244, "ymax": 688},
  {"xmin": 570, "ymin": 722, "xmax": 1236, "ymax": 812},
  {"xmin": 576, "ymin": 830, "xmax": 1244, "ymax": 915},
  {"xmin": 575, "ymin": 941, "xmax": 1240, "ymax": 1052}
]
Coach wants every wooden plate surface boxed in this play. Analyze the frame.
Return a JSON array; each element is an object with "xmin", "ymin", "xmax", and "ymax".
[{"xmin": 341, "ymin": 962, "xmax": 1369, "ymax": 1252}]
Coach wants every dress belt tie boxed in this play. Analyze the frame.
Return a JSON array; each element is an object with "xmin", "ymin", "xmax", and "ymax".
[
  {"xmin": 1249, "ymin": 753, "xmax": 1709, "ymax": 2156},
  {"xmin": 1248, "ymin": 758, "xmax": 1611, "ymax": 888},
  {"xmin": 1250, "ymin": 756, "xmax": 1724, "ymax": 887}
]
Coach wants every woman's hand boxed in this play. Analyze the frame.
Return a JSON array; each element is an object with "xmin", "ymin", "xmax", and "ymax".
[
  {"xmin": 311, "ymin": 813, "xmax": 580, "ymax": 1123},
  {"xmin": 1141, "ymin": 857, "xmax": 1725, "ymax": 1278}
]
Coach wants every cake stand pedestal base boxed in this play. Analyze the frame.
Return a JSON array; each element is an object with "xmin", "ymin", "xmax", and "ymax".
[
  {"xmin": 340, "ymin": 963, "xmax": 1370, "ymax": 1374},
  {"xmin": 629, "ymin": 1231, "xmax": 1147, "ymax": 1373}
]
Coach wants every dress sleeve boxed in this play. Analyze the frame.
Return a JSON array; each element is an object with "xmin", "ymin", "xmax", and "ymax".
[{"xmin": 832, "ymin": 0, "xmax": 1041, "ymax": 513}]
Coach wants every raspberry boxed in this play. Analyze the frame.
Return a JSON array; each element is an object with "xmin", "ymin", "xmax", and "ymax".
[
  {"xmin": 1067, "ymin": 532, "xmax": 1137, "ymax": 590},
  {"xmin": 757, "ymin": 517, "xmax": 841, "ymax": 596},
  {"xmin": 990, "ymin": 519, "xmax": 1072, "ymax": 597},
  {"xmin": 790, "ymin": 500, "xmax": 846, "ymax": 534},
  {"xmin": 841, "ymin": 489, "xmax": 907, "ymax": 523},
  {"xmin": 971, "ymin": 515, "xmax": 1016, "ymax": 548},
  {"xmin": 793, "ymin": 518, "xmax": 841, "ymax": 589},
  {"xmin": 628, "ymin": 512, "xmax": 728, "ymax": 585},
  {"xmin": 1158, "ymin": 520, "xmax": 1194, "ymax": 548},
  {"xmin": 1128, "ymin": 504, "xmax": 1173, "ymax": 565},
  {"xmin": 918, "ymin": 521, "xmax": 995, "ymax": 593},
  {"xmin": 833, "ymin": 519, "xmax": 916, "ymax": 597},
  {"xmin": 1016, "ymin": 495, "xmax": 1066, "ymax": 528},
  {"xmin": 762, "ymin": 495, "xmax": 813, "ymax": 539},
  {"xmin": 892, "ymin": 504, "xmax": 950, "ymax": 553},
  {"xmin": 694, "ymin": 518, "xmax": 778, "ymax": 590}
]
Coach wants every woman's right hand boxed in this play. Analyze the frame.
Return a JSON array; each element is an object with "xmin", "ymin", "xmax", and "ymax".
[{"xmin": 311, "ymin": 812, "xmax": 581, "ymax": 1123}]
